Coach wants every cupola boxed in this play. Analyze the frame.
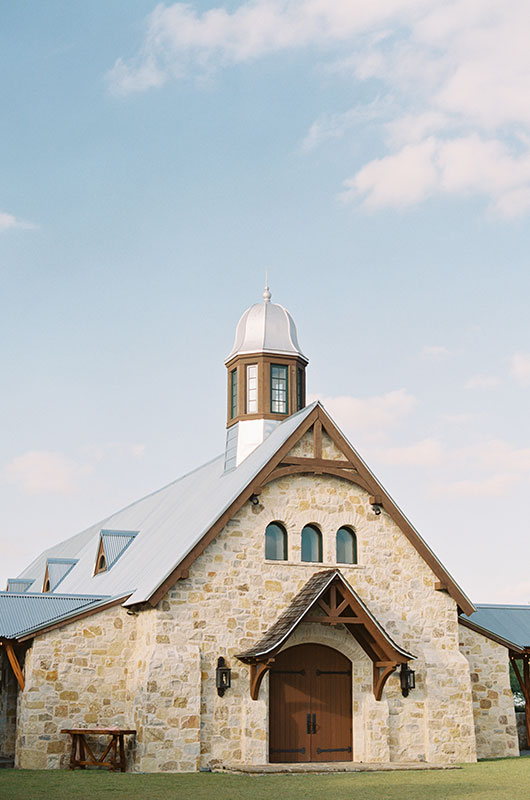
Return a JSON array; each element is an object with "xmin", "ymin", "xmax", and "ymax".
[{"xmin": 224, "ymin": 285, "xmax": 308, "ymax": 470}]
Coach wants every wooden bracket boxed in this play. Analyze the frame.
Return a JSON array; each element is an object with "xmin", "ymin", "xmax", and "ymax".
[
  {"xmin": 249, "ymin": 660, "xmax": 274, "ymax": 701},
  {"xmin": 434, "ymin": 581, "xmax": 448, "ymax": 592},
  {"xmin": 4, "ymin": 641, "xmax": 25, "ymax": 691},
  {"xmin": 373, "ymin": 662, "xmax": 397, "ymax": 701}
]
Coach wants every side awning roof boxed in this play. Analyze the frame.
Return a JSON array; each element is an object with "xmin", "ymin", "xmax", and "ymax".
[{"xmin": 459, "ymin": 604, "xmax": 530, "ymax": 654}]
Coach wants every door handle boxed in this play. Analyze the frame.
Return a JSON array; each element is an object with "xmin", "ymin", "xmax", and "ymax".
[
  {"xmin": 306, "ymin": 713, "xmax": 311, "ymax": 734},
  {"xmin": 312, "ymin": 713, "xmax": 316, "ymax": 734}
]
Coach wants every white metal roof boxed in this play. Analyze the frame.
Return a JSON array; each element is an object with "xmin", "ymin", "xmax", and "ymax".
[
  {"xmin": 17, "ymin": 403, "xmax": 318, "ymax": 607},
  {"xmin": 225, "ymin": 287, "xmax": 308, "ymax": 364}
]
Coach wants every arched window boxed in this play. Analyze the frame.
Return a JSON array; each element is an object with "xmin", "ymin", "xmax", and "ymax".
[
  {"xmin": 265, "ymin": 522, "xmax": 288, "ymax": 561},
  {"xmin": 301, "ymin": 524, "xmax": 322, "ymax": 562},
  {"xmin": 336, "ymin": 527, "xmax": 357, "ymax": 564}
]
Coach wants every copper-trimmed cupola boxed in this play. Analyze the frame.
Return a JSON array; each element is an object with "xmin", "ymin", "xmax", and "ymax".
[{"xmin": 224, "ymin": 285, "xmax": 308, "ymax": 470}]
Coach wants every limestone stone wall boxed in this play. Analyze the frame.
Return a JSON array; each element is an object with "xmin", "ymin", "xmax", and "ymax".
[
  {"xmin": 0, "ymin": 647, "xmax": 18, "ymax": 759},
  {"xmin": 14, "ymin": 604, "xmax": 201, "ymax": 772},
  {"xmin": 15, "ymin": 605, "xmax": 137, "ymax": 769},
  {"xmin": 15, "ymin": 429, "xmax": 483, "ymax": 770},
  {"xmin": 161, "ymin": 439, "xmax": 477, "ymax": 767},
  {"xmin": 458, "ymin": 624, "xmax": 518, "ymax": 759}
]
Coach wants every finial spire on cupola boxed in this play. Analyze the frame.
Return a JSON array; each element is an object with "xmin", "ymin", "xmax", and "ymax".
[
  {"xmin": 224, "ymin": 283, "xmax": 309, "ymax": 470},
  {"xmin": 263, "ymin": 271, "xmax": 271, "ymax": 303}
]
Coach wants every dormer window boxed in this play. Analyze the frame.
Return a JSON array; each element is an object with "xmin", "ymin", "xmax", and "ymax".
[
  {"xmin": 271, "ymin": 365, "xmax": 288, "ymax": 414},
  {"xmin": 94, "ymin": 530, "xmax": 138, "ymax": 575},
  {"xmin": 230, "ymin": 369, "xmax": 238, "ymax": 419},
  {"xmin": 95, "ymin": 543, "xmax": 108, "ymax": 574},
  {"xmin": 42, "ymin": 558, "xmax": 77, "ymax": 593},
  {"xmin": 246, "ymin": 364, "xmax": 258, "ymax": 413}
]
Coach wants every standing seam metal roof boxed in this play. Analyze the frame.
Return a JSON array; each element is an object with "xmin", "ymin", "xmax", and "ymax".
[
  {"xmin": 16, "ymin": 404, "xmax": 318, "ymax": 606},
  {"xmin": 463, "ymin": 604, "xmax": 530, "ymax": 650},
  {"xmin": 0, "ymin": 593, "xmax": 110, "ymax": 639}
]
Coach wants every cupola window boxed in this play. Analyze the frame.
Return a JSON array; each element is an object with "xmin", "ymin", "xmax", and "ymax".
[
  {"xmin": 246, "ymin": 364, "xmax": 258, "ymax": 413},
  {"xmin": 301, "ymin": 524, "xmax": 322, "ymax": 563},
  {"xmin": 271, "ymin": 364, "xmax": 288, "ymax": 414},
  {"xmin": 296, "ymin": 367, "xmax": 304, "ymax": 411},
  {"xmin": 336, "ymin": 526, "xmax": 357, "ymax": 564},
  {"xmin": 265, "ymin": 522, "xmax": 288, "ymax": 560},
  {"xmin": 230, "ymin": 368, "xmax": 238, "ymax": 419}
]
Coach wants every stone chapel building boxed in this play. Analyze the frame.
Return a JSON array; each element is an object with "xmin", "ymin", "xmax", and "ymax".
[{"xmin": 0, "ymin": 288, "xmax": 526, "ymax": 770}]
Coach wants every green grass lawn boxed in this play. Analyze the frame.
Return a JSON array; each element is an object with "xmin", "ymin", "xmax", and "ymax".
[{"xmin": 1, "ymin": 759, "xmax": 530, "ymax": 800}]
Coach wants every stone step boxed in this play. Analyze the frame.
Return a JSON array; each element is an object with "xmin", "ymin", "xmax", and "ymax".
[
  {"xmin": 0, "ymin": 758, "xmax": 14, "ymax": 769},
  {"xmin": 217, "ymin": 762, "xmax": 462, "ymax": 774}
]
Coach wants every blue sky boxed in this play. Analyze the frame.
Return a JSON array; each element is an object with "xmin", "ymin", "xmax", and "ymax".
[{"xmin": 2, "ymin": 1, "xmax": 530, "ymax": 603}]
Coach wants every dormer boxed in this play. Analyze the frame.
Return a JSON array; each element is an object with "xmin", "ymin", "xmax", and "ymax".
[
  {"xmin": 42, "ymin": 558, "xmax": 78, "ymax": 593},
  {"xmin": 94, "ymin": 530, "xmax": 138, "ymax": 575}
]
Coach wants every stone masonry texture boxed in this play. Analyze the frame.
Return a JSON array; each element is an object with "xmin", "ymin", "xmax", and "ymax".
[{"xmin": 9, "ymin": 431, "xmax": 517, "ymax": 770}]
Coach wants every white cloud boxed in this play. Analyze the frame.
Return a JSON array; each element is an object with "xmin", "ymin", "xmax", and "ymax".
[
  {"xmin": 309, "ymin": 388, "xmax": 417, "ymax": 436},
  {"xmin": 375, "ymin": 438, "xmax": 443, "ymax": 466},
  {"xmin": 108, "ymin": 0, "xmax": 530, "ymax": 216},
  {"xmin": 300, "ymin": 99, "xmax": 389, "ymax": 152},
  {"xmin": 0, "ymin": 211, "xmax": 35, "ymax": 231},
  {"xmin": 430, "ymin": 474, "xmax": 512, "ymax": 498},
  {"xmin": 344, "ymin": 135, "xmax": 530, "ymax": 217},
  {"xmin": 3, "ymin": 442, "xmax": 146, "ymax": 495},
  {"xmin": 107, "ymin": 1, "xmax": 433, "ymax": 93},
  {"xmin": 80, "ymin": 442, "xmax": 146, "ymax": 462},
  {"xmin": 4, "ymin": 451, "xmax": 79, "ymax": 494},
  {"xmin": 465, "ymin": 374, "xmax": 499, "ymax": 389},
  {"xmin": 422, "ymin": 345, "xmax": 450, "ymax": 359},
  {"xmin": 510, "ymin": 352, "xmax": 530, "ymax": 386}
]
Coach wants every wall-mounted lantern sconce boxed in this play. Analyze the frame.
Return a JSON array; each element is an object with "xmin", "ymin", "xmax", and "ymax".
[
  {"xmin": 250, "ymin": 494, "xmax": 260, "ymax": 506},
  {"xmin": 216, "ymin": 657, "xmax": 231, "ymax": 697},
  {"xmin": 369, "ymin": 495, "xmax": 382, "ymax": 516},
  {"xmin": 400, "ymin": 664, "xmax": 416, "ymax": 697}
]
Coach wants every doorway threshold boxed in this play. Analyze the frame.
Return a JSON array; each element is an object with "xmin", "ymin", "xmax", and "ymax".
[{"xmin": 217, "ymin": 762, "xmax": 462, "ymax": 774}]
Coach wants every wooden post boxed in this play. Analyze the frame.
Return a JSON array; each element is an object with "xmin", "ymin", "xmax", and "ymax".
[
  {"xmin": 510, "ymin": 653, "xmax": 530, "ymax": 748},
  {"xmin": 4, "ymin": 642, "xmax": 24, "ymax": 691}
]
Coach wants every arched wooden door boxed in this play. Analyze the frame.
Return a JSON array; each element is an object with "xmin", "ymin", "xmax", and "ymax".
[{"xmin": 269, "ymin": 643, "xmax": 352, "ymax": 763}]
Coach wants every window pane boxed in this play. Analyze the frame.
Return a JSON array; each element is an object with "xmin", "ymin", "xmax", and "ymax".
[
  {"xmin": 265, "ymin": 523, "xmax": 287, "ymax": 560},
  {"xmin": 336, "ymin": 527, "xmax": 357, "ymax": 564},
  {"xmin": 301, "ymin": 525, "xmax": 322, "ymax": 562},
  {"xmin": 231, "ymin": 369, "xmax": 237, "ymax": 418},
  {"xmin": 246, "ymin": 364, "xmax": 258, "ymax": 413},
  {"xmin": 271, "ymin": 365, "xmax": 288, "ymax": 414},
  {"xmin": 297, "ymin": 368, "xmax": 304, "ymax": 411}
]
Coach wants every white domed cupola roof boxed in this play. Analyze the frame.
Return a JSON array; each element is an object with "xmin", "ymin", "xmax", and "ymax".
[{"xmin": 225, "ymin": 285, "xmax": 308, "ymax": 364}]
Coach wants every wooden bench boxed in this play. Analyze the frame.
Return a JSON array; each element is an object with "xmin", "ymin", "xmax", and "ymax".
[{"xmin": 61, "ymin": 728, "xmax": 136, "ymax": 772}]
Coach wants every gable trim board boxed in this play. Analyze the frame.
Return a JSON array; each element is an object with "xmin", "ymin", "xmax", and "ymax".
[{"xmin": 148, "ymin": 403, "xmax": 474, "ymax": 615}]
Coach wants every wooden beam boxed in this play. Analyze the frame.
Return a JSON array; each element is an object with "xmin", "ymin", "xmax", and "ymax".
[
  {"xmin": 313, "ymin": 420, "xmax": 322, "ymax": 459},
  {"xmin": 304, "ymin": 616, "xmax": 363, "ymax": 624},
  {"xmin": 281, "ymin": 457, "xmax": 356, "ymax": 470},
  {"xmin": 259, "ymin": 464, "xmax": 373, "ymax": 493},
  {"xmin": 4, "ymin": 641, "xmax": 24, "ymax": 691}
]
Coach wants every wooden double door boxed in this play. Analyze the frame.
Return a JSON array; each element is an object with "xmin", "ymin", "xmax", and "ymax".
[{"xmin": 269, "ymin": 643, "xmax": 353, "ymax": 763}]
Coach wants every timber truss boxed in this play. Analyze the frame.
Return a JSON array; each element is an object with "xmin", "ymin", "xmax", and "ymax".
[{"xmin": 237, "ymin": 569, "xmax": 415, "ymax": 702}]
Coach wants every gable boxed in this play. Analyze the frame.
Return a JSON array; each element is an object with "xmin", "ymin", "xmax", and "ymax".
[{"xmin": 149, "ymin": 402, "xmax": 474, "ymax": 616}]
